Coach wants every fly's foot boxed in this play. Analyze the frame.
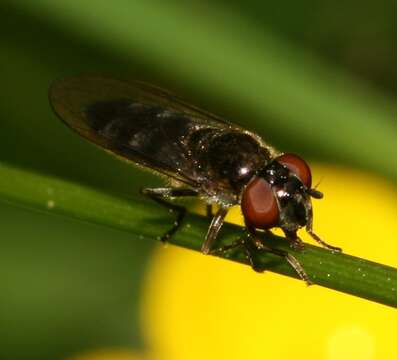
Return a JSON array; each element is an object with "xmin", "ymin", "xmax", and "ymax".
[{"xmin": 289, "ymin": 238, "xmax": 305, "ymax": 251}]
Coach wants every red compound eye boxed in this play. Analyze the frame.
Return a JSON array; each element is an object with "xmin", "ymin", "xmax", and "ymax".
[
  {"xmin": 241, "ymin": 177, "xmax": 279, "ymax": 229},
  {"xmin": 276, "ymin": 153, "xmax": 312, "ymax": 188}
]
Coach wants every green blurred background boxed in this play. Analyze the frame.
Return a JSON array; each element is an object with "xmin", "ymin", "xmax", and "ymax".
[{"xmin": 1, "ymin": 1, "xmax": 397, "ymax": 359}]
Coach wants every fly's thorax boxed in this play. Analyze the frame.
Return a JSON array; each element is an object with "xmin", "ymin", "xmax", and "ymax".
[{"xmin": 188, "ymin": 128, "xmax": 272, "ymax": 193}]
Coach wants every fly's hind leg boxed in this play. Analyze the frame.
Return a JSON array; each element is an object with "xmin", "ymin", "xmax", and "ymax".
[{"xmin": 141, "ymin": 187, "xmax": 198, "ymax": 242}]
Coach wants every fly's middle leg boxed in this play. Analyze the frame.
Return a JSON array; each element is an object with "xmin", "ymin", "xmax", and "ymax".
[
  {"xmin": 211, "ymin": 225, "xmax": 312, "ymax": 285},
  {"xmin": 141, "ymin": 187, "xmax": 198, "ymax": 242},
  {"xmin": 283, "ymin": 230, "xmax": 306, "ymax": 251},
  {"xmin": 248, "ymin": 226, "xmax": 312, "ymax": 285}
]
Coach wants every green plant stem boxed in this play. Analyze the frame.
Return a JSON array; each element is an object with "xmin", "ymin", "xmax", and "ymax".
[{"xmin": 1, "ymin": 162, "xmax": 397, "ymax": 308}]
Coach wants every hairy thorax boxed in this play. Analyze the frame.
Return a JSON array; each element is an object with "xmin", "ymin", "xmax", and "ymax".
[{"xmin": 188, "ymin": 128, "xmax": 272, "ymax": 203}]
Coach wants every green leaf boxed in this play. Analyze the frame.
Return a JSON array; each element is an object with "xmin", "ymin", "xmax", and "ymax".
[{"xmin": 1, "ymin": 162, "xmax": 396, "ymax": 308}]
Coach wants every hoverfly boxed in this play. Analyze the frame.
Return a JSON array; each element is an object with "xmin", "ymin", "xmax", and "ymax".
[{"xmin": 49, "ymin": 75, "xmax": 341, "ymax": 284}]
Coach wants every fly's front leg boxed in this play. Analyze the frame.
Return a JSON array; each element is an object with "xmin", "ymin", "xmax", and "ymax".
[
  {"xmin": 201, "ymin": 206, "xmax": 228, "ymax": 254},
  {"xmin": 307, "ymin": 228, "xmax": 342, "ymax": 252},
  {"xmin": 141, "ymin": 187, "xmax": 198, "ymax": 242},
  {"xmin": 305, "ymin": 205, "xmax": 342, "ymax": 252}
]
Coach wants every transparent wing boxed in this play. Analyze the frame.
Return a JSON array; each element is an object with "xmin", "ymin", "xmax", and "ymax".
[{"xmin": 49, "ymin": 75, "xmax": 241, "ymax": 187}]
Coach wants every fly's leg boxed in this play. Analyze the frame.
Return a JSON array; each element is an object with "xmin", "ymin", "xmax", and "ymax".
[
  {"xmin": 307, "ymin": 229, "xmax": 342, "ymax": 252},
  {"xmin": 210, "ymin": 226, "xmax": 312, "ymax": 285},
  {"xmin": 257, "ymin": 245, "xmax": 312, "ymax": 285},
  {"xmin": 304, "ymin": 204, "xmax": 342, "ymax": 252},
  {"xmin": 201, "ymin": 207, "xmax": 228, "ymax": 254},
  {"xmin": 210, "ymin": 237, "xmax": 261, "ymax": 270},
  {"xmin": 141, "ymin": 187, "xmax": 198, "ymax": 242},
  {"xmin": 211, "ymin": 238, "xmax": 244, "ymax": 254},
  {"xmin": 283, "ymin": 230, "xmax": 306, "ymax": 251},
  {"xmin": 249, "ymin": 226, "xmax": 312, "ymax": 284},
  {"xmin": 306, "ymin": 217, "xmax": 342, "ymax": 252}
]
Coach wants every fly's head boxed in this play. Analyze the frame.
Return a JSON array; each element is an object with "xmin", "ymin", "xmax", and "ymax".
[{"xmin": 241, "ymin": 153, "xmax": 322, "ymax": 239}]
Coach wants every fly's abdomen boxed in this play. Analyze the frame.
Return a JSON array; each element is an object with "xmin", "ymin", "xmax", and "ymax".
[{"xmin": 84, "ymin": 99, "xmax": 197, "ymax": 175}]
